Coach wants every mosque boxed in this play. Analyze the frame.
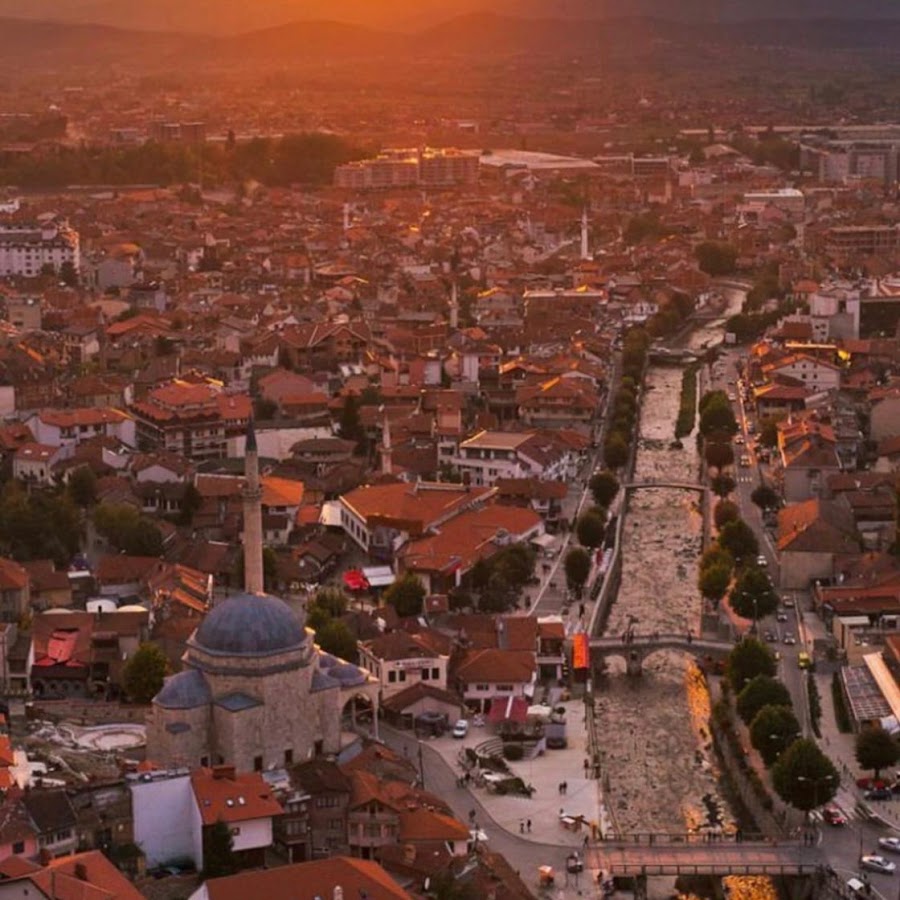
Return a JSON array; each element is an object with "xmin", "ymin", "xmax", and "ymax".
[{"xmin": 146, "ymin": 425, "xmax": 378, "ymax": 772}]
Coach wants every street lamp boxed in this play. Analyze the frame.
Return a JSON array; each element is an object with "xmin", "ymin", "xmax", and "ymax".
[{"xmin": 797, "ymin": 774, "xmax": 836, "ymax": 823}]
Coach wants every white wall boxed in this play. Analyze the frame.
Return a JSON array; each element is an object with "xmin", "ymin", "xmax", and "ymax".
[
  {"xmin": 131, "ymin": 774, "xmax": 198, "ymax": 868},
  {"xmin": 231, "ymin": 817, "xmax": 273, "ymax": 854}
]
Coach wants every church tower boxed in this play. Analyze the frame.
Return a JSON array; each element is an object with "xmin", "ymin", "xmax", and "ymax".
[{"xmin": 242, "ymin": 419, "xmax": 265, "ymax": 595}]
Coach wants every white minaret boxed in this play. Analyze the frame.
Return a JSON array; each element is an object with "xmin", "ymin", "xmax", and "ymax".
[
  {"xmin": 380, "ymin": 412, "xmax": 393, "ymax": 476},
  {"xmin": 449, "ymin": 278, "xmax": 459, "ymax": 330},
  {"xmin": 580, "ymin": 207, "xmax": 590, "ymax": 260},
  {"xmin": 241, "ymin": 419, "xmax": 265, "ymax": 595},
  {"xmin": 343, "ymin": 202, "xmax": 350, "ymax": 231}
]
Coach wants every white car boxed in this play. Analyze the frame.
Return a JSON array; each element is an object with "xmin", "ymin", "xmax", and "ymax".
[
  {"xmin": 452, "ymin": 719, "xmax": 469, "ymax": 739},
  {"xmin": 861, "ymin": 854, "xmax": 896, "ymax": 874},
  {"xmin": 756, "ymin": 555, "xmax": 768, "ymax": 568},
  {"xmin": 879, "ymin": 837, "xmax": 900, "ymax": 854}
]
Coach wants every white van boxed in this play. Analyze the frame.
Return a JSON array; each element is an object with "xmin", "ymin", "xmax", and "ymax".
[{"xmin": 847, "ymin": 876, "xmax": 867, "ymax": 896}]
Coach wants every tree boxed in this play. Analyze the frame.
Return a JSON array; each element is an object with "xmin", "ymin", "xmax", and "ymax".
[
  {"xmin": 725, "ymin": 637, "xmax": 776, "ymax": 691},
  {"xmin": 565, "ymin": 547, "xmax": 591, "ymax": 596},
  {"xmin": 750, "ymin": 704, "xmax": 802, "ymax": 766},
  {"xmin": 699, "ymin": 399, "xmax": 738, "ymax": 438},
  {"xmin": 383, "ymin": 573, "xmax": 426, "ymax": 617},
  {"xmin": 714, "ymin": 500, "xmax": 740, "ymax": 529},
  {"xmin": 772, "ymin": 738, "xmax": 839, "ymax": 815},
  {"xmin": 695, "ymin": 240, "xmax": 738, "ymax": 276},
  {"xmin": 758, "ymin": 417, "xmax": 780, "ymax": 448},
  {"xmin": 94, "ymin": 503, "xmax": 163, "ymax": 556},
  {"xmin": 68, "ymin": 466, "xmax": 97, "ymax": 507},
  {"xmin": 603, "ymin": 431, "xmax": 629, "ymax": 469},
  {"xmin": 718, "ymin": 518, "xmax": 759, "ymax": 564},
  {"xmin": 202, "ymin": 819, "xmax": 235, "ymax": 879},
  {"xmin": 711, "ymin": 474, "xmax": 736, "ymax": 498},
  {"xmin": 700, "ymin": 544, "xmax": 733, "ymax": 573},
  {"xmin": 315, "ymin": 619, "xmax": 358, "ymax": 661},
  {"xmin": 589, "ymin": 470, "xmax": 620, "ymax": 508},
  {"xmin": 750, "ymin": 484, "xmax": 779, "ymax": 511},
  {"xmin": 698, "ymin": 562, "xmax": 731, "ymax": 604},
  {"xmin": 177, "ymin": 483, "xmax": 203, "ymax": 526},
  {"xmin": 730, "ymin": 565, "xmax": 778, "ymax": 622},
  {"xmin": 122, "ymin": 643, "xmax": 168, "ymax": 703},
  {"xmin": 576, "ymin": 508, "xmax": 606, "ymax": 549},
  {"xmin": 704, "ymin": 441, "xmax": 734, "ymax": 472},
  {"xmin": 312, "ymin": 586, "xmax": 349, "ymax": 618},
  {"xmin": 338, "ymin": 393, "xmax": 364, "ymax": 446},
  {"xmin": 126, "ymin": 519, "xmax": 165, "ymax": 557},
  {"xmin": 736, "ymin": 675, "xmax": 792, "ymax": 724},
  {"xmin": 59, "ymin": 260, "xmax": 78, "ymax": 287},
  {"xmin": 855, "ymin": 726, "xmax": 900, "ymax": 779}
]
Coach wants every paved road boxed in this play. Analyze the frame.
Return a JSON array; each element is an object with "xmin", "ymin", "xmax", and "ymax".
[{"xmin": 379, "ymin": 725, "xmax": 586, "ymax": 891}]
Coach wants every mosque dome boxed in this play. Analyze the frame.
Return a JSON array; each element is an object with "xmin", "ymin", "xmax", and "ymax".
[
  {"xmin": 194, "ymin": 592, "xmax": 305, "ymax": 657},
  {"xmin": 154, "ymin": 669, "xmax": 212, "ymax": 709}
]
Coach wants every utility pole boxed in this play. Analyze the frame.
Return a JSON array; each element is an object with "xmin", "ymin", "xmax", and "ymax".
[{"xmin": 417, "ymin": 739, "xmax": 426, "ymax": 791}]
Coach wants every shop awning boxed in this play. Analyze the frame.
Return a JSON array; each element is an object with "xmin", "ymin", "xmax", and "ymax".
[
  {"xmin": 342, "ymin": 570, "xmax": 369, "ymax": 591},
  {"xmin": 487, "ymin": 695, "xmax": 529, "ymax": 724},
  {"xmin": 362, "ymin": 565, "xmax": 395, "ymax": 588}
]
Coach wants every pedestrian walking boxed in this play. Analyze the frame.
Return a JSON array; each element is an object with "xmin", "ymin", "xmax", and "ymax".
[
  {"xmin": 583, "ymin": 758, "xmax": 589, "ymax": 775},
  {"xmin": 527, "ymin": 818, "xmax": 532, "ymax": 833},
  {"xmin": 583, "ymin": 834, "xmax": 589, "ymax": 849},
  {"xmin": 520, "ymin": 820, "xmax": 525, "ymax": 834}
]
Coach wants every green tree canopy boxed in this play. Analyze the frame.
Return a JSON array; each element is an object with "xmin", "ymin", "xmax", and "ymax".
[
  {"xmin": 202, "ymin": 819, "xmax": 235, "ymax": 879},
  {"xmin": 855, "ymin": 725, "xmax": 900, "ymax": 778},
  {"xmin": 384, "ymin": 573, "xmax": 426, "ymax": 618},
  {"xmin": 93, "ymin": 503, "xmax": 164, "ymax": 557},
  {"xmin": 736, "ymin": 674, "xmax": 792, "ymax": 725},
  {"xmin": 565, "ymin": 547, "xmax": 592, "ymax": 596},
  {"xmin": 730, "ymin": 565, "xmax": 778, "ymax": 621},
  {"xmin": 758, "ymin": 417, "xmax": 780, "ymax": 448},
  {"xmin": 750, "ymin": 484, "xmax": 780, "ymax": 511},
  {"xmin": 699, "ymin": 390, "xmax": 731, "ymax": 415},
  {"xmin": 700, "ymin": 544, "xmax": 733, "ymax": 574},
  {"xmin": 711, "ymin": 474, "xmax": 737, "ymax": 498},
  {"xmin": 695, "ymin": 241, "xmax": 738, "ymax": 276},
  {"xmin": 705, "ymin": 441, "xmax": 735, "ymax": 473},
  {"xmin": 122, "ymin": 643, "xmax": 168, "ymax": 703},
  {"xmin": 576, "ymin": 508, "xmax": 607, "ymax": 549},
  {"xmin": 315, "ymin": 619, "xmax": 358, "ymax": 662},
  {"xmin": 725, "ymin": 637, "xmax": 776, "ymax": 691},
  {"xmin": 699, "ymin": 399, "xmax": 738, "ymax": 438},
  {"xmin": 714, "ymin": 500, "xmax": 740, "ymax": 529},
  {"xmin": 698, "ymin": 562, "xmax": 731, "ymax": 603},
  {"xmin": 68, "ymin": 466, "xmax": 97, "ymax": 507},
  {"xmin": 589, "ymin": 471, "xmax": 620, "ymax": 508},
  {"xmin": 338, "ymin": 393, "xmax": 364, "ymax": 446},
  {"xmin": 771, "ymin": 738, "xmax": 839, "ymax": 813},
  {"xmin": 0, "ymin": 482, "xmax": 81, "ymax": 566},
  {"xmin": 603, "ymin": 431, "xmax": 629, "ymax": 469},
  {"xmin": 750, "ymin": 704, "xmax": 802, "ymax": 767},
  {"xmin": 718, "ymin": 518, "xmax": 759, "ymax": 565}
]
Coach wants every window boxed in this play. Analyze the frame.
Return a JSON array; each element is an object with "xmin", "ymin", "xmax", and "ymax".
[
  {"xmin": 12, "ymin": 841, "xmax": 24, "ymax": 854},
  {"xmin": 284, "ymin": 749, "xmax": 293, "ymax": 766},
  {"xmin": 254, "ymin": 755, "xmax": 263, "ymax": 772},
  {"xmin": 422, "ymin": 668, "xmax": 430, "ymax": 681},
  {"xmin": 497, "ymin": 684, "xmax": 514, "ymax": 692},
  {"xmin": 388, "ymin": 670, "xmax": 397, "ymax": 683},
  {"xmin": 475, "ymin": 683, "xmax": 489, "ymax": 691},
  {"xmin": 432, "ymin": 668, "xmax": 440, "ymax": 680}
]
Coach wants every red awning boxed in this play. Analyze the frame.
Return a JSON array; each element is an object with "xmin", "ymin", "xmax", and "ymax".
[
  {"xmin": 342, "ymin": 570, "xmax": 369, "ymax": 591},
  {"xmin": 487, "ymin": 695, "xmax": 529, "ymax": 725}
]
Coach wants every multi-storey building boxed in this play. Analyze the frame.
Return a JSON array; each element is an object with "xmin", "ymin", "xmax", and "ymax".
[
  {"xmin": 334, "ymin": 148, "xmax": 479, "ymax": 190},
  {"xmin": 0, "ymin": 222, "xmax": 79, "ymax": 278}
]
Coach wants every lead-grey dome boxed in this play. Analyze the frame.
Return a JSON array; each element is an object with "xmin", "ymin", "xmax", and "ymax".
[
  {"xmin": 194, "ymin": 592, "xmax": 305, "ymax": 657},
  {"xmin": 154, "ymin": 669, "xmax": 212, "ymax": 709}
]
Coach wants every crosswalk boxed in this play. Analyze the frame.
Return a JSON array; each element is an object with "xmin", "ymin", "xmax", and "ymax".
[{"xmin": 808, "ymin": 799, "xmax": 868, "ymax": 825}]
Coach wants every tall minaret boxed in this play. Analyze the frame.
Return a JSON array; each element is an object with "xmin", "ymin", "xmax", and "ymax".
[
  {"xmin": 242, "ymin": 419, "xmax": 265, "ymax": 595},
  {"xmin": 380, "ymin": 411, "xmax": 393, "ymax": 477},
  {"xmin": 449, "ymin": 278, "xmax": 459, "ymax": 330},
  {"xmin": 580, "ymin": 207, "xmax": 590, "ymax": 261},
  {"xmin": 342, "ymin": 202, "xmax": 350, "ymax": 232}
]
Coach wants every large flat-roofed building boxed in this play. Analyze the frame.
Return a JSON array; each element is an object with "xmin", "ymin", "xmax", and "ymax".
[
  {"xmin": 740, "ymin": 187, "xmax": 806, "ymax": 219},
  {"xmin": 0, "ymin": 222, "xmax": 79, "ymax": 278},
  {"xmin": 334, "ymin": 147, "xmax": 479, "ymax": 189},
  {"xmin": 827, "ymin": 225, "xmax": 900, "ymax": 257}
]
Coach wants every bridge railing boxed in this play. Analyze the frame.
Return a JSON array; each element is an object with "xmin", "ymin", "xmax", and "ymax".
[
  {"xmin": 604, "ymin": 862, "xmax": 822, "ymax": 877},
  {"xmin": 601, "ymin": 830, "xmax": 769, "ymax": 846},
  {"xmin": 590, "ymin": 632, "xmax": 733, "ymax": 649}
]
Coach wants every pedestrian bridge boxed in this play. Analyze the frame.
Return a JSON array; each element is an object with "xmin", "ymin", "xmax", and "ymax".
[
  {"xmin": 591, "ymin": 836, "xmax": 824, "ymax": 877},
  {"xmin": 624, "ymin": 479, "xmax": 708, "ymax": 493},
  {"xmin": 589, "ymin": 632, "xmax": 733, "ymax": 676}
]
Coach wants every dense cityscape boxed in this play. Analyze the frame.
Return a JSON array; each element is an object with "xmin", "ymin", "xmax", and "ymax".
[{"xmin": 0, "ymin": 3, "xmax": 899, "ymax": 899}]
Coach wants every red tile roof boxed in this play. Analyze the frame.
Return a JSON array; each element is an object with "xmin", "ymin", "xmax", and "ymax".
[{"xmin": 190, "ymin": 767, "xmax": 283, "ymax": 826}]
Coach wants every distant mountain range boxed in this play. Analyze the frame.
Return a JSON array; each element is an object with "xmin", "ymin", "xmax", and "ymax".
[
  {"xmin": 1, "ymin": 11, "xmax": 900, "ymax": 72},
  {"xmin": 0, "ymin": 0, "xmax": 898, "ymax": 35}
]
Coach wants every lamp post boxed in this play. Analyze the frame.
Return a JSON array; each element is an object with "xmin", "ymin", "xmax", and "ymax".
[{"xmin": 797, "ymin": 774, "xmax": 836, "ymax": 824}]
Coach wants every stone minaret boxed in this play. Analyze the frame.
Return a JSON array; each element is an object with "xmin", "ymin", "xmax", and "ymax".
[
  {"xmin": 449, "ymin": 278, "xmax": 459, "ymax": 330},
  {"xmin": 380, "ymin": 412, "xmax": 393, "ymax": 476},
  {"xmin": 580, "ymin": 207, "xmax": 590, "ymax": 260},
  {"xmin": 242, "ymin": 419, "xmax": 265, "ymax": 595}
]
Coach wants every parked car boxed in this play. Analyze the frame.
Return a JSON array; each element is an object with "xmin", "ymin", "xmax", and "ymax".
[
  {"xmin": 861, "ymin": 854, "xmax": 896, "ymax": 874},
  {"xmin": 452, "ymin": 719, "xmax": 469, "ymax": 739},
  {"xmin": 866, "ymin": 787, "xmax": 893, "ymax": 801},
  {"xmin": 879, "ymin": 837, "xmax": 900, "ymax": 853},
  {"xmin": 776, "ymin": 611, "xmax": 789, "ymax": 622},
  {"xmin": 857, "ymin": 777, "xmax": 888, "ymax": 790},
  {"xmin": 782, "ymin": 596, "xmax": 795, "ymax": 608},
  {"xmin": 823, "ymin": 807, "xmax": 846, "ymax": 826}
]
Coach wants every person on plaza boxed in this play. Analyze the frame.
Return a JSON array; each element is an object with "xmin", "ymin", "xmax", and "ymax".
[{"xmin": 527, "ymin": 818, "xmax": 532, "ymax": 833}]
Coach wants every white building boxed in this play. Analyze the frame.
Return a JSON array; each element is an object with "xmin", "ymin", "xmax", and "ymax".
[
  {"xmin": 453, "ymin": 429, "xmax": 577, "ymax": 487},
  {"xmin": 25, "ymin": 407, "xmax": 136, "ymax": 450},
  {"xmin": 0, "ymin": 222, "xmax": 79, "ymax": 278},
  {"xmin": 357, "ymin": 632, "xmax": 449, "ymax": 701},
  {"xmin": 130, "ymin": 766, "xmax": 283, "ymax": 871}
]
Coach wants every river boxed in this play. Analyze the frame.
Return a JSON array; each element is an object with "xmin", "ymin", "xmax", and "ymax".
[{"xmin": 594, "ymin": 288, "xmax": 773, "ymax": 897}]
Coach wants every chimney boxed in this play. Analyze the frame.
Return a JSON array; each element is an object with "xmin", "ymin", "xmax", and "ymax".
[
  {"xmin": 212, "ymin": 765, "xmax": 235, "ymax": 781},
  {"xmin": 74, "ymin": 862, "xmax": 89, "ymax": 881}
]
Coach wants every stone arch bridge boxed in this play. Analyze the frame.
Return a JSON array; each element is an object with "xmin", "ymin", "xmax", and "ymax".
[{"xmin": 589, "ymin": 632, "xmax": 733, "ymax": 677}]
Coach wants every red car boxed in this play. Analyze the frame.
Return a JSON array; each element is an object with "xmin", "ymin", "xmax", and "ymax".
[
  {"xmin": 857, "ymin": 777, "xmax": 887, "ymax": 790},
  {"xmin": 822, "ymin": 807, "xmax": 846, "ymax": 826}
]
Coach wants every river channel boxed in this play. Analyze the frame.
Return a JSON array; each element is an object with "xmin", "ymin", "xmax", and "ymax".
[{"xmin": 594, "ymin": 290, "xmax": 775, "ymax": 898}]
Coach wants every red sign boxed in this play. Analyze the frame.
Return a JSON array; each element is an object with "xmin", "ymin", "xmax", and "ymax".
[{"xmin": 573, "ymin": 633, "xmax": 589, "ymax": 670}]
